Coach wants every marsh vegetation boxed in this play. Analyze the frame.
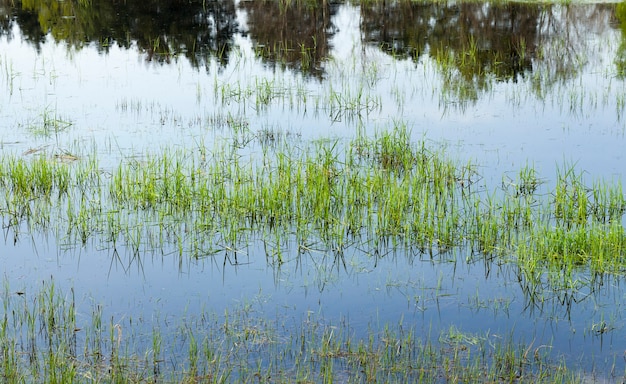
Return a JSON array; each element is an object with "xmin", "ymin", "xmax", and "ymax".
[{"xmin": 0, "ymin": 0, "xmax": 626, "ymax": 382}]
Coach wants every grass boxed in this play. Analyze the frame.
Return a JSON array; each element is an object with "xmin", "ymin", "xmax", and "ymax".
[
  {"xmin": 0, "ymin": 278, "xmax": 587, "ymax": 383},
  {"xmin": 0, "ymin": 125, "xmax": 625, "ymax": 381},
  {"xmin": 24, "ymin": 106, "xmax": 74, "ymax": 139},
  {"xmin": 0, "ymin": 122, "xmax": 625, "ymax": 280},
  {"xmin": 0, "ymin": 1, "xmax": 625, "ymax": 382}
]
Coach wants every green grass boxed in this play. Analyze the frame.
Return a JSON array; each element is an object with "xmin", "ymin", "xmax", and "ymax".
[
  {"xmin": 0, "ymin": 279, "xmax": 587, "ymax": 383},
  {"xmin": 0, "ymin": 123, "xmax": 625, "ymax": 283},
  {"xmin": 0, "ymin": 120, "xmax": 624, "ymax": 384},
  {"xmin": 0, "ymin": 2, "xmax": 624, "ymax": 382}
]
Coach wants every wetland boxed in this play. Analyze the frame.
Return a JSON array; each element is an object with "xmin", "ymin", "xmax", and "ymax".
[{"xmin": 1, "ymin": 0, "xmax": 626, "ymax": 382}]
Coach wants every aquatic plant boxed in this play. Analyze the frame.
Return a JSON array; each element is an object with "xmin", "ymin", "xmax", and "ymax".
[
  {"xmin": 0, "ymin": 279, "xmax": 584, "ymax": 383},
  {"xmin": 0, "ymin": 122, "xmax": 624, "ymax": 288}
]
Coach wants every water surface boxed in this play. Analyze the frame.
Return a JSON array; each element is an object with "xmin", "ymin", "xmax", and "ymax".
[{"xmin": 1, "ymin": 0, "xmax": 626, "ymax": 380}]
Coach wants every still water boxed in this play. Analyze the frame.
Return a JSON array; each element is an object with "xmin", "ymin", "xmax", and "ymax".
[{"xmin": 1, "ymin": 0, "xmax": 626, "ymax": 380}]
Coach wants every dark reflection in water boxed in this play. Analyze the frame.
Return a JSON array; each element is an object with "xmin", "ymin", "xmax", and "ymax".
[
  {"xmin": 361, "ymin": 2, "xmax": 620, "ymax": 101},
  {"xmin": 239, "ymin": 0, "xmax": 340, "ymax": 78},
  {"xmin": 0, "ymin": 0, "xmax": 238, "ymax": 68},
  {"xmin": 615, "ymin": 2, "xmax": 626, "ymax": 77},
  {"xmin": 361, "ymin": 2, "xmax": 537, "ymax": 78},
  {"xmin": 0, "ymin": 0, "xmax": 623, "ymax": 86},
  {"xmin": 0, "ymin": 1, "xmax": 626, "ymax": 380}
]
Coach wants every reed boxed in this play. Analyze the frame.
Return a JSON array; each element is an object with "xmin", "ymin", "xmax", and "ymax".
[
  {"xmin": 0, "ymin": 264, "xmax": 601, "ymax": 383},
  {"xmin": 0, "ymin": 124, "xmax": 625, "ymax": 292}
]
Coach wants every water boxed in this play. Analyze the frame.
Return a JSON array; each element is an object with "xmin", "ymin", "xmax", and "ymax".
[{"xmin": 1, "ymin": 0, "xmax": 626, "ymax": 380}]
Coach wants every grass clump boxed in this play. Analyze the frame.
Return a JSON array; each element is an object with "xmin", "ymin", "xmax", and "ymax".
[
  {"xmin": 0, "ymin": 128, "xmax": 625, "ymax": 382},
  {"xmin": 0, "ymin": 123, "xmax": 625, "ymax": 287},
  {"xmin": 0, "ymin": 279, "xmax": 585, "ymax": 383}
]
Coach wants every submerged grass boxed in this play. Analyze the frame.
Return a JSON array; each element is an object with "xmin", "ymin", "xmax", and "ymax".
[
  {"xmin": 0, "ymin": 279, "xmax": 585, "ymax": 383},
  {"xmin": 0, "ymin": 122, "xmax": 625, "ymax": 283},
  {"xmin": 0, "ymin": 125, "xmax": 624, "ymax": 382}
]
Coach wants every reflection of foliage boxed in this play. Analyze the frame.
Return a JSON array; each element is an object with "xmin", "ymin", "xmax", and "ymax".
[
  {"xmin": 361, "ymin": 1, "xmax": 611, "ymax": 105},
  {"xmin": 0, "ymin": 0, "xmax": 238, "ymax": 69},
  {"xmin": 362, "ymin": 1, "xmax": 537, "ymax": 104},
  {"xmin": 240, "ymin": 0, "xmax": 339, "ymax": 78},
  {"xmin": 0, "ymin": 1, "xmax": 46, "ymax": 47},
  {"xmin": 1, "ymin": 0, "xmax": 615, "ymax": 84},
  {"xmin": 430, "ymin": 4, "xmax": 537, "ymax": 103},
  {"xmin": 525, "ymin": 5, "xmax": 611, "ymax": 99},
  {"xmin": 615, "ymin": 2, "xmax": 626, "ymax": 78},
  {"xmin": 360, "ymin": 1, "xmax": 431, "ymax": 61}
]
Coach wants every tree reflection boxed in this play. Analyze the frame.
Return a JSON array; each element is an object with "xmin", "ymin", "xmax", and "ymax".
[
  {"xmin": 0, "ymin": 0, "xmax": 238, "ymax": 69},
  {"xmin": 362, "ymin": 2, "xmax": 537, "ymax": 79},
  {"xmin": 0, "ymin": 0, "xmax": 619, "ymax": 85},
  {"xmin": 361, "ymin": 1, "xmax": 616, "ymax": 105},
  {"xmin": 0, "ymin": 1, "xmax": 46, "ymax": 48},
  {"xmin": 614, "ymin": 2, "xmax": 626, "ymax": 78},
  {"xmin": 240, "ymin": 0, "xmax": 339, "ymax": 78}
]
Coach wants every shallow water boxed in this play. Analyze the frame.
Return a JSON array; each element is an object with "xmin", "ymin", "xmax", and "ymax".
[{"xmin": 1, "ymin": 0, "xmax": 626, "ymax": 380}]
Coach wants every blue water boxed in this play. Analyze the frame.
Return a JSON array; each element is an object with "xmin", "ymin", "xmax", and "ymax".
[{"xmin": 1, "ymin": 1, "xmax": 625, "ymax": 380}]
